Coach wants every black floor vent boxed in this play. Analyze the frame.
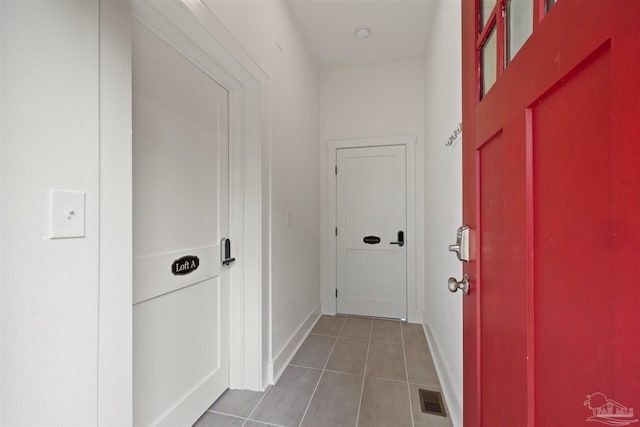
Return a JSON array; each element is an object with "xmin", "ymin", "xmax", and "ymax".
[{"xmin": 418, "ymin": 389, "xmax": 447, "ymax": 417}]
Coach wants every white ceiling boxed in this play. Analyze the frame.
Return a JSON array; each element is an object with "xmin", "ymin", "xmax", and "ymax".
[{"xmin": 285, "ymin": 0, "xmax": 437, "ymax": 70}]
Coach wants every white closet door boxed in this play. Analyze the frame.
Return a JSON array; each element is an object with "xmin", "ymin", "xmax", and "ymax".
[
  {"xmin": 132, "ymin": 21, "xmax": 230, "ymax": 427},
  {"xmin": 336, "ymin": 145, "xmax": 407, "ymax": 319}
]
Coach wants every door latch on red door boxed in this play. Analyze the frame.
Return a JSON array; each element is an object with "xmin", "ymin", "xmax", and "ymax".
[{"xmin": 448, "ymin": 225, "xmax": 469, "ymax": 262}]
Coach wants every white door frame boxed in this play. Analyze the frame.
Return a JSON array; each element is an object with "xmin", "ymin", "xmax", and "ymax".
[
  {"xmin": 99, "ymin": 2, "xmax": 267, "ymax": 421},
  {"xmin": 327, "ymin": 135, "xmax": 417, "ymax": 321}
]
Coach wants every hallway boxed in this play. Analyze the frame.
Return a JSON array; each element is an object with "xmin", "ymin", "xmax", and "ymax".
[{"xmin": 194, "ymin": 315, "xmax": 452, "ymax": 427}]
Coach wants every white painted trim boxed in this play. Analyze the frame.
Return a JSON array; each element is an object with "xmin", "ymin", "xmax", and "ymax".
[
  {"xmin": 424, "ymin": 323, "xmax": 462, "ymax": 427},
  {"xmin": 129, "ymin": 0, "xmax": 265, "ymax": 393},
  {"xmin": 325, "ymin": 135, "xmax": 421, "ymax": 322},
  {"xmin": 97, "ymin": 0, "xmax": 133, "ymax": 425},
  {"xmin": 0, "ymin": 2, "xmax": 4, "ymax": 423},
  {"xmin": 268, "ymin": 305, "xmax": 321, "ymax": 385},
  {"xmin": 98, "ymin": 1, "xmax": 133, "ymax": 425},
  {"xmin": 260, "ymin": 90, "xmax": 273, "ymax": 390}
]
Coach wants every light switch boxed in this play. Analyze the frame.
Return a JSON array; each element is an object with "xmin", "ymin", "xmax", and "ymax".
[{"xmin": 49, "ymin": 190, "xmax": 85, "ymax": 239}]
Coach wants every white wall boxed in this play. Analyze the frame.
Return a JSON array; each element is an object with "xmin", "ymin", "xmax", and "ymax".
[
  {"xmin": 319, "ymin": 59, "xmax": 426, "ymax": 322},
  {"xmin": 2, "ymin": 1, "xmax": 133, "ymax": 424},
  {"xmin": 422, "ymin": 1, "xmax": 463, "ymax": 426},
  {"xmin": 268, "ymin": 5, "xmax": 320, "ymax": 367},
  {"xmin": 2, "ymin": 1, "xmax": 99, "ymax": 424},
  {"xmin": 204, "ymin": 0, "xmax": 320, "ymax": 382}
]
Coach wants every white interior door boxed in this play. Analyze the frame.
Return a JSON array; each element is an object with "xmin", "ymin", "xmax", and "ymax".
[
  {"xmin": 336, "ymin": 145, "xmax": 407, "ymax": 319},
  {"xmin": 132, "ymin": 21, "xmax": 230, "ymax": 427}
]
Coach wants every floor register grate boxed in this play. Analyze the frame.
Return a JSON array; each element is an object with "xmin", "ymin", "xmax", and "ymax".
[{"xmin": 418, "ymin": 389, "xmax": 447, "ymax": 417}]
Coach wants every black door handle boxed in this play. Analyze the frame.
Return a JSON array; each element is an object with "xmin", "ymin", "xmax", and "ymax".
[
  {"xmin": 221, "ymin": 238, "xmax": 236, "ymax": 266},
  {"xmin": 390, "ymin": 230, "xmax": 405, "ymax": 247}
]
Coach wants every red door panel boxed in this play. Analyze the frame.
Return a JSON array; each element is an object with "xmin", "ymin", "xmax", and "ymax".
[
  {"xmin": 532, "ymin": 48, "xmax": 613, "ymax": 427},
  {"xmin": 462, "ymin": 1, "xmax": 640, "ymax": 426},
  {"xmin": 478, "ymin": 130, "xmax": 528, "ymax": 426}
]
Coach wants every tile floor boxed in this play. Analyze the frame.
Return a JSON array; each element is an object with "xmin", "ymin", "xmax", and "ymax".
[{"xmin": 194, "ymin": 315, "xmax": 453, "ymax": 427}]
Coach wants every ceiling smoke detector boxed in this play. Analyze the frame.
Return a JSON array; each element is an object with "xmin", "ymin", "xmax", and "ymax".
[{"xmin": 354, "ymin": 27, "xmax": 371, "ymax": 40}]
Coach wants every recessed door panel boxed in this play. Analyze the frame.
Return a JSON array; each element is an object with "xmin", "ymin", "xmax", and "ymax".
[
  {"xmin": 133, "ymin": 279, "xmax": 223, "ymax": 425},
  {"xmin": 532, "ymin": 48, "xmax": 616, "ymax": 426},
  {"xmin": 345, "ymin": 248, "xmax": 400, "ymax": 302},
  {"xmin": 478, "ymin": 128, "xmax": 529, "ymax": 426}
]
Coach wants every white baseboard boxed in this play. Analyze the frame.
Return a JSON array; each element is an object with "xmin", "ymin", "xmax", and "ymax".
[
  {"xmin": 423, "ymin": 323, "xmax": 463, "ymax": 427},
  {"xmin": 268, "ymin": 304, "xmax": 321, "ymax": 384}
]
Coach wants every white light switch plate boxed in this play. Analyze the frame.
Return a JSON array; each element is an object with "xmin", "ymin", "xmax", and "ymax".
[{"xmin": 49, "ymin": 190, "xmax": 86, "ymax": 239}]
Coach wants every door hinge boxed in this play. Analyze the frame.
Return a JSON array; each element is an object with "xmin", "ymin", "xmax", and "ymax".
[
  {"xmin": 335, "ymin": 165, "xmax": 337, "ymax": 175},
  {"xmin": 335, "ymin": 289, "xmax": 338, "ymax": 298},
  {"xmin": 335, "ymin": 227, "xmax": 338, "ymax": 236}
]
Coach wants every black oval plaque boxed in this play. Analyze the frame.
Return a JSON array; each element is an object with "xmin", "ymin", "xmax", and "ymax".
[
  {"xmin": 363, "ymin": 235, "xmax": 381, "ymax": 245},
  {"xmin": 172, "ymin": 255, "xmax": 200, "ymax": 276}
]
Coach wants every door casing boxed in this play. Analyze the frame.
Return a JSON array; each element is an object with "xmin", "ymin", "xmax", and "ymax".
[{"xmin": 326, "ymin": 135, "xmax": 419, "ymax": 322}]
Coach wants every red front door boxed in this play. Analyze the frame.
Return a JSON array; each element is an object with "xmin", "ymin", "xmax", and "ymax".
[{"xmin": 461, "ymin": 1, "xmax": 640, "ymax": 426}]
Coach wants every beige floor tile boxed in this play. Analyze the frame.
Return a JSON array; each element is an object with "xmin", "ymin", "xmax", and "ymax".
[
  {"xmin": 405, "ymin": 345, "xmax": 440, "ymax": 388},
  {"xmin": 371, "ymin": 319, "xmax": 402, "ymax": 344},
  {"xmin": 340, "ymin": 316, "xmax": 372, "ymax": 340},
  {"xmin": 300, "ymin": 371, "xmax": 362, "ymax": 427},
  {"xmin": 326, "ymin": 338, "xmax": 368, "ymax": 375},
  {"xmin": 365, "ymin": 341, "xmax": 406, "ymax": 381},
  {"xmin": 358, "ymin": 377, "xmax": 412, "ymax": 427},
  {"xmin": 209, "ymin": 389, "xmax": 264, "ymax": 417},
  {"xmin": 401, "ymin": 322, "xmax": 428, "ymax": 347},
  {"xmin": 192, "ymin": 411, "xmax": 244, "ymax": 427},
  {"xmin": 251, "ymin": 366, "xmax": 322, "ymax": 426},
  {"xmin": 409, "ymin": 384, "xmax": 453, "ymax": 427},
  {"xmin": 312, "ymin": 315, "xmax": 346, "ymax": 336},
  {"xmin": 290, "ymin": 334, "xmax": 336, "ymax": 369}
]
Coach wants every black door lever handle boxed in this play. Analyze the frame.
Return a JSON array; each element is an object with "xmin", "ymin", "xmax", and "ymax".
[
  {"xmin": 221, "ymin": 238, "xmax": 236, "ymax": 266},
  {"xmin": 390, "ymin": 230, "xmax": 405, "ymax": 247}
]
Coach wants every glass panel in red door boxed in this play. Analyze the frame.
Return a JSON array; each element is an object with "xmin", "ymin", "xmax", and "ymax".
[
  {"xmin": 545, "ymin": 0, "xmax": 556, "ymax": 14},
  {"xmin": 505, "ymin": 0, "xmax": 533, "ymax": 64},
  {"xmin": 480, "ymin": 0, "xmax": 497, "ymax": 31},
  {"xmin": 480, "ymin": 27, "xmax": 497, "ymax": 98}
]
